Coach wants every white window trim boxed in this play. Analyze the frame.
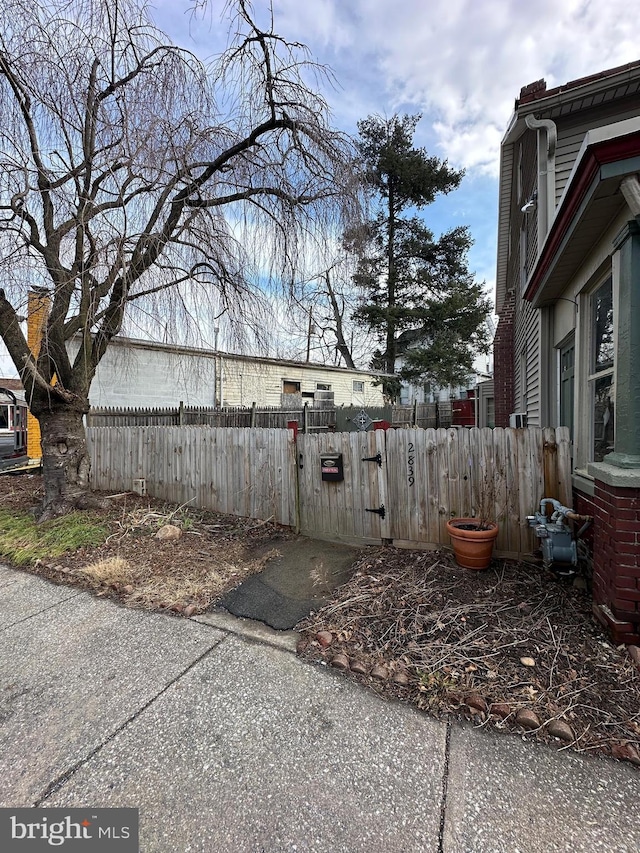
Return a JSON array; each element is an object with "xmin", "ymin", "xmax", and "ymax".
[{"xmin": 574, "ymin": 269, "xmax": 617, "ymax": 473}]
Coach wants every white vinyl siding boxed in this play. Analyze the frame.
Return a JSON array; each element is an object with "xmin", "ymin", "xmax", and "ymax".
[{"xmin": 513, "ymin": 298, "xmax": 542, "ymax": 426}]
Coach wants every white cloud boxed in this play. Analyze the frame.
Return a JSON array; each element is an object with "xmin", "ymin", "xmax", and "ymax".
[
  {"xmin": 266, "ymin": 0, "xmax": 640, "ymax": 175},
  {"xmin": 154, "ymin": 1, "xmax": 639, "ymax": 175}
]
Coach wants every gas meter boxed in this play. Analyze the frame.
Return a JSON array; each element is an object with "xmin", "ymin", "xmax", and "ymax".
[{"xmin": 526, "ymin": 498, "xmax": 591, "ymax": 576}]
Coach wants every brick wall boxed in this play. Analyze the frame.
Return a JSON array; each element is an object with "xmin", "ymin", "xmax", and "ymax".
[
  {"xmin": 591, "ymin": 479, "xmax": 640, "ymax": 645},
  {"xmin": 493, "ymin": 291, "xmax": 515, "ymax": 428}
]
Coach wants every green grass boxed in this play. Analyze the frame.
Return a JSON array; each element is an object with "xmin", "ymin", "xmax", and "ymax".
[{"xmin": 0, "ymin": 509, "xmax": 108, "ymax": 566}]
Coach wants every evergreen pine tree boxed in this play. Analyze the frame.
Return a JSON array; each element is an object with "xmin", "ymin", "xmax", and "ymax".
[{"xmin": 352, "ymin": 114, "xmax": 491, "ymax": 400}]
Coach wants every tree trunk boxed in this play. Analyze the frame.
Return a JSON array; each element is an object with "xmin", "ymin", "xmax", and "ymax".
[
  {"xmin": 324, "ymin": 270, "xmax": 356, "ymax": 369},
  {"xmin": 386, "ymin": 182, "xmax": 396, "ymax": 380},
  {"xmin": 37, "ymin": 405, "xmax": 97, "ymax": 520}
]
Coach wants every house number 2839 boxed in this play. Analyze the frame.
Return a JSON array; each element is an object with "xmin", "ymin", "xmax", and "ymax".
[{"xmin": 407, "ymin": 441, "xmax": 415, "ymax": 487}]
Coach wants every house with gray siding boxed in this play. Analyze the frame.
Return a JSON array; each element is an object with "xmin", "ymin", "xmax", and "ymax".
[{"xmin": 494, "ymin": 60, "xmax": 640, "ymax": 645}]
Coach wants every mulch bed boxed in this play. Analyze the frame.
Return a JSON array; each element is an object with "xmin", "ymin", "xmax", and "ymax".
[{"xmin": 297, "ymin": 547, "xmax": 640, "ymax": 766}]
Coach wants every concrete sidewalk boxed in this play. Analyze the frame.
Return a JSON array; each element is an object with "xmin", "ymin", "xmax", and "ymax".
[{"xmin": 0, "ymin": 565, "xmax": 638, "ymax": 852}]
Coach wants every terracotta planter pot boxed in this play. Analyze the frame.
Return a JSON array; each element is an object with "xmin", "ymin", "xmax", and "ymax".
[{"xmin": 446, "ymin": 518, "xmax": 499, "ymax": 570}]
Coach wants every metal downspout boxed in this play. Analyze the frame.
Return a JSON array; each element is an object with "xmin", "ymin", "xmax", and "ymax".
[{"xmin": 525, "ymin": 114, "xmax": 557, "ymax": 245}]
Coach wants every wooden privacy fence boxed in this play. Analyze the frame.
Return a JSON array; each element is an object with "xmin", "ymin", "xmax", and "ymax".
[
  {"xmin": 297, "ymin": 426, "xmax": 571, "ymax": 556},
  {"xmin": 87, "ymin": 426, "xmax": 297, "ymax": 527},
  {"xmin": 87, "ymin": 425, "xmax": 571, "ymax": 557},
  {"xmin": 87, "ymin": 404, "xmax": 335, "ymax": 430},
  {"xmin": 87, "ymin": 402, "xmax": 453, "ymax": 431}
]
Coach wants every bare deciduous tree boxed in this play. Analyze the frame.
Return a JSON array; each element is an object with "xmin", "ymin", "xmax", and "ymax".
[{"xmin": 0, "ymin": 0, "xmax": 356, "ymax": 518}]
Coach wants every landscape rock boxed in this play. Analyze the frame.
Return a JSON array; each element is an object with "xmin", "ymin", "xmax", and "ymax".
[
  {"xmin": 627, "ymin": 744, "xmax": 640, "ymax": 766},
  {"xmin": 370, "ymin": 664, "xmax": 388, "ymax": 681},
  {"xmin": 546, "ymin": 719, "xmax": 574, "ymax": 742},
  {"xmin": 490, "ymin": 702, "xmax": 512, "ymax": 719},
  {"xmin": 520, "ymin": 656, "xmax": 536, "ymax": 667},
  {"xmin": 611, "ymin": 743, "xmax": 640, "ymax": 766},
  {"xmin": 330, "ymin": 653, "xmax": 350, "ymax": 671},
  {"xmin": 628, "ymin": 645, "xmax": 640, "ymax": 670},
  {"xmin": 350, "ymin": 660, "xmax": 368, "ymax": 676},
  {"xmin": 516, "ymin": 708, "xmax": 541, "ymax": 730},
  {"xmin": 316, "ymin": 630, "xmax": 333, "ymax": 648},
  {"xmin": 466, "ymin": 694, "xmax": 488, "ymax": 714},
  {"xmin": 392, "ymin": 671, "xmax": 409, "ymax": 686},
  {"xmin": 155, "ymin": 524, "xmax": 182, "ymax": 541},
  {"xmin": 183, "ymin": 604, "xmax": 197, "ymax": 617}
]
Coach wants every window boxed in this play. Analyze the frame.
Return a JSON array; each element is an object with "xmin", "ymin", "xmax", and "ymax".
[
  {"xmin": 589, "ymin": 277, "xmax": 614, "ymax": 462},
  {"xmin": 519, "ymin": 223, "xmax": 528, "ymax": 293},
  {"xmin": 316, "ymin": 383, "xmax": 331, "ymax": 391},
  {"xmin": 559, "ymin": 336, "xmax": 575, "ymax": 441},
  {"xmin": 282, "ymin": 380, "xmax": 301, "ymax": 394},
  {"xmin": 352, "ymin": 380, "xmax": 365, "ymax": 393}
]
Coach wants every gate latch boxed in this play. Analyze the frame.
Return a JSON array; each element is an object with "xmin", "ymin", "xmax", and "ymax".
[
  {"xmin": 361, "ymin": 452, "xmax": 382, "ymax": 467},
  {"xmin": 365, "ymin": 504, "xmax": 386, "ymax": 519}
]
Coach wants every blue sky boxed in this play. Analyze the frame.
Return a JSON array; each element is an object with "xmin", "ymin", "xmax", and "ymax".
[
  {"xmin": 150, "ymin": 0, "xmax": 639, "ymax": 291},
  {"xmin": 1, "ymin": 0, "xmax": 639, "ymax": 376}
]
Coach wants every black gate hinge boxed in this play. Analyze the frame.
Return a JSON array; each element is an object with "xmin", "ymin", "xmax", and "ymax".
[
  {"xmin": 361, "ymin": 452, "xmax": 382, "ymax": 467},
  {"xmin": 365, "ymin": 504, "xmax": 386, "ymax": 519}
]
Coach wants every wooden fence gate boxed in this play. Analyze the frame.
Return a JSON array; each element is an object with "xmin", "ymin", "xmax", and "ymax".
[
  {"xmin": 297, "ymin": 430, "xmax": 391, "ymax": 545},
  {"xmin": 297, "ymin": 427, "xmax": 571, "ymax": 557}
]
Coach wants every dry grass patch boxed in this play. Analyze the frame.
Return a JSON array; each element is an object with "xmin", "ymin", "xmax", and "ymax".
[
  {"xmin": 0, "ymin": 472, "xmax": 293, "ymax": 616},
  {"xmin": 80, "ymin": 556, "xmax": 134, "ymax": 586},
  {"xmin": 83, "ymin": 546, "xmax": 281, "ymax": 612}
]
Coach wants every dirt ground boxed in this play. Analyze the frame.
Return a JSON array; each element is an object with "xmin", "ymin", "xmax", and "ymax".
[
  {"xmin": 298, "ymin": 548, "xmax": 640, "ymax": 766},
  {"xmin": 1, "ymin": 471, "xmax": 639, "ymax": 767},
  {"xmin": 0, "ymin": 472, "xmax": 297, "ymax": 614}
]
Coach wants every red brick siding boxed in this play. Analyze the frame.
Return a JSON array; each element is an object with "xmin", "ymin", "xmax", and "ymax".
[
  {"xmin": 493, "ymin": 291, "xmax": 515, "ymax": 428},
  {"xmin": 592, "ymin": 478, "xmax": 640, "ymax": 644}
]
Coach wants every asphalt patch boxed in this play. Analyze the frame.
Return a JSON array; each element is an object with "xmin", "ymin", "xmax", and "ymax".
[{"xmin": 218, "ymin": 536, "xmax": 360, "ymax": 630}]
